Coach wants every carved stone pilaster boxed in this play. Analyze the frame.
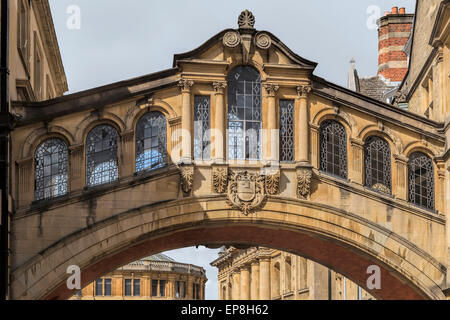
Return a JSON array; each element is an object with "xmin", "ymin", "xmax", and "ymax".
[
  {"xmin": 263, "ymin": 83, "xmax": 279, "ymax": 97},
  {"xmin": 296, "ymin": 85, "xmax": 312, "ymax": 99},
  {"xmin": 213, "ymin": 81, "xmax": 227, "ymax": 95},
  {"xmin": 178, "ymin": 79, "xmax": 194, "ymax": 93},
  {"xmin": 212, "ymin": 165, "xmax": 228, "ymax": 194},
  {"xmin": 179, "ymin": 164, "xmax": 194, "ymax": 194},
  {"xmin": 296, "ymin": 166, "xmax": 313, "ymax": 199}
]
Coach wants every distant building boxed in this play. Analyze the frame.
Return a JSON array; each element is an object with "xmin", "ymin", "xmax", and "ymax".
[
  {"xmin": 211, "ymin": 247, "xmax": 374, "ymax": 300},
  {"xmin": 71, "ymin": 254, "xmax": 207, "ymax": 300},
  {"xmin": 348, "ymin": 7, "xmax": 414, "ymax": 104}
]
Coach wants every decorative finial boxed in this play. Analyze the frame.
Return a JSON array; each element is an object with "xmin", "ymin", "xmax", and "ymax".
[{"xmin": 238, "ymin": 10, "xmax": 255, "ymax": 29}]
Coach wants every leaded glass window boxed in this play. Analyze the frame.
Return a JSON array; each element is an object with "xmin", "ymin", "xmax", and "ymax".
[
  {"xmin": 408, "ymin": 152, "xmax": 434, "ymax": 210},
  {"xmin": 364, "ymin": 136, "xmax": 391, "ymax": 194},
  {"xmin": 34, "ymin": 138, "xmax": 68, "ymax": 201},
  {"xmin": 227, "ymin": 66, "xmax": 262, "ymax": 160},
  {"xmin": 136, "ymin": 112, "xmax": 167, "ymax": 173},
  {"xmin": 194, "ymin": 96, "xmax": 211, "ymax": 160},
  {"xmin": 280, "ymin": 100, "xmax": 295, "ymax": 162},
  {"xmin": 86, "ymin": 125, "xmax": 119, "ymax": 187},
  {"xmin": 320, "ymin": 120, "xmax": 348, "ymax": 178}
]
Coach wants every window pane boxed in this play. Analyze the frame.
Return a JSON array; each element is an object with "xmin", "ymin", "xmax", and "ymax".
[
  {"xmin": 364, "ymin": 137, "xmax": 391, "ymax": 193},
  {"xmin": 95, "ymin": 279, "xmax": 103, "ymax": 296},
  {"xmin": 408, "ymin": 152, "xmax": 434, "ymax": 210},
  {"xmin": 35, "ymin": 139, "xmax": 68, "ymax": 201},
  {"xmin": 133, "ymin": 279, "xmax": 140, "ymax": 296},
  {"xmin": 86, "ymin": 125, "xmax": 118, "ymax": 187},
  {"xmin": 280, "ymin": 100, "xmax": 295, "ymax": 162},
  {"xmin": 159, "ymin": 280, "xmax": 166, "ymax": 297},
  {"xmin": 104, "ymin": 278, "xmax": 111, "ymax": 296},
  {"xmin": 194, "ymin": 96, "xmax": 211, "ymax": 160},
  {"xmin": 151, "ymin": 280, "xmax": 158, "ymax": 297},
  {"xmin": 136, "ymin": 112, "xmax": 167, "ymax": 173},
  {"xmin": 227, "ymin": 66, "xmax": 261, "ymax": 160},
  {"xmin": 124, "ymin": 279, "xmax": 132, "ymax": 296},
  {"xmin": 320, "ymin": 120, "xmax": 347, "ymax": 178}
]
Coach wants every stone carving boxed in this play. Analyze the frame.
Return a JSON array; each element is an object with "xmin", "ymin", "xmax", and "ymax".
[
  {"xmin": 178, "ymin": 79, "xmax": 194, "ymax": 92},
  {"xmin": 372, "ymin": 183, "xmax": 390, "ymax": 195},
  {"xmin": 180, "ymin": 165, "xmax": 194, "ymax": 194},
  {"xmin": 223, "ymin": 31, "xmax": 241, "ymax": 48},
  {"xmin": 213, "ymin": 167, "xmax": 228, "ymax": 194},
  {"xmin": 255, "ymin": 32, "xmax": 272, "ymax": 50},
  {"xmin": 213, "ymin": 81, "xmax": 227, "ymax": 93},
  {"xmin": 238, "ymin": 10, "xmax": 255, "ymax": 29},
  {"xmin": 296, "ymin": 168, "xmax": 313, "ymax": 199},
  {"xmin": 265, "ymin": 171, "xmax": 280, "ymax": 195},
  {"xmin": 227, "ymin": 170, "xmax": 266, "ymax": 216},
  {"xmin": 264, "ymin": 83, "xmax": 280, "ymax": 97},
  {"xmin": 297, "ymin": 85, "xmax": 312, "ymax": 98}
]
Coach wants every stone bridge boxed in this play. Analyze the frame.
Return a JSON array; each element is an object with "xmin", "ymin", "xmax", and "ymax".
[{"xmin": 9, "ymin": 11, "xmax": 449, "ymax": 300}]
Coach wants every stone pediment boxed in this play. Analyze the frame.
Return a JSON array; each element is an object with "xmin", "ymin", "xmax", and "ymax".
[{"xmin": 172, "ymin": 10, "xmax": 318, "ymax": 74}]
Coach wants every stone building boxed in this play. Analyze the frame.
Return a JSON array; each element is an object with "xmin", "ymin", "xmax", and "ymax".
[
  {"xmin": 71, "ymin": 253, "xmax": 207, "ymax": 300},
  {"xmin": 2, "ymin": 1, "xmax": 450, "ymax": 300},
  {"xmin": 211, "ymin": 247, "xmax": 373, "ymax": 300}
]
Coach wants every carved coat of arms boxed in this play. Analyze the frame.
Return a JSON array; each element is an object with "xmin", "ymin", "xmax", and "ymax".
[{"xmin": 227, "ymin": 171, "xmax": 267, "ymax": 216}]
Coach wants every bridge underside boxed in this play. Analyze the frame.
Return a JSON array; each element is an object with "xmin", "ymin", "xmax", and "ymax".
[{"xmin": 10, "ymin": 196, "xmax": 446, "ymax": 301}]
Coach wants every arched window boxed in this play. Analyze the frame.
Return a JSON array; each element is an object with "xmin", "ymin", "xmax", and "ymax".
[
  {"xmin": 227, "ymin": 66, "xmax": 262, "ymax": 160},
  {"xmin": 364, "ymin": 136, "xmax": 391, "ymax": 194},
  {"xmin": 135, "ymin": 112, "xmax": 167, "ymax": 172},
  {"xmin": 320, "ymin": 120, "xmax": 347, "ymax": 178},
  {"xmin": 34, "ymin": 138, "xmax": 68, "ymax": 201},
  {"xmin": 86, "ymin": 125, "xmax": 119, "ymax": 187},
  {"xmin": 408, "ymin": 152, "xmax": 434, "ymax": 210}
]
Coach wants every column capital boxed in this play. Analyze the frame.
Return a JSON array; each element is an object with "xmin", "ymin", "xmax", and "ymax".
[
  {"xmin": 213, "ymin": 81, "xmax": 227, "ymax": 95},
  {"xmin": 259, "ymin": 257, "xmax": 271, "ymax": 263},
  {"xmin": 296, "ymin": 85, "xmax": 312, "ymax": 99},
  {"xmin": 178, "ymin": 79, "xmax": 194, "ymax": 93},
  {"xmin": 263, "ymin": 83, "xmax": 280, "ymax": 97},
  {"xmin": 239, "ymin": 265, "xmax": 251, "ymax": 272}
]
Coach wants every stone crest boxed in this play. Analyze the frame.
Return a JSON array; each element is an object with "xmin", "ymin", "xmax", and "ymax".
[{"xmin": 227, "ymin": 170, "xmax": 266, "ymax": 216}]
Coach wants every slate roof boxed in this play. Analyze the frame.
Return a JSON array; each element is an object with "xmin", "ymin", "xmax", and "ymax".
[{"xmin": 358, "ymin": 76, "xmax": 397, "ymax": 102}]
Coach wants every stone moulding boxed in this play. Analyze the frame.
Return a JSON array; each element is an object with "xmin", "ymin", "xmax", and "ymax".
[{"xmin": 296, "ymin": 166, "xmax": 313, "ymax": 199}]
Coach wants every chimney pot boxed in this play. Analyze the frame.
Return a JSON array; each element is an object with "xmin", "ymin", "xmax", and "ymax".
[
  {"xmin": 384, "ymin": 11, "xmax": 389, "ymax": 16},
  {"xmin": 392, "ymin": 7, "xmax": 399, "ymax": 14},
  {"xmin": 399, "ymin": 7, "xmax": 406, "ymax": 14}
]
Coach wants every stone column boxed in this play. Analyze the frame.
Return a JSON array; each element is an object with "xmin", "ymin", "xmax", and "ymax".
[
  {"xmin": 259, "ymin": 258, "xmax": 271, "ymax": 300},
  {"xmin": 240, "ymin": 266, "xmax": 250, "ymax": 300},
  {"xmin": 264, "ymin": 84, "xmax": 279, "ymax": 163},
  {"xmin": 250, "ymin": 261, "xmax": 260, "ymax": 300},
  {"xmin": 232, "ymin": 271, "xmax": 240, "ymax": 300},
  {"xmin": 296, "ymin": 85, "xmax": 312, "ymax": 164},
  {"xmin": 178, "ymin": 79, "xmax": 194, "ymax": 163},
  {"xmin": 213, "ymin": 81, "xmax": 227, "ymax": 163}
]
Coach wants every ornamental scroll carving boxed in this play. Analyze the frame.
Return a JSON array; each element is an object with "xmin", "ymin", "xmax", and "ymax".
[
  {"xmin": 296, "ymin": 168, "xmax": 313, "ymax": 199},
  {"xmin": 227, "ymin": 170, "xmax": 267, "ymax": 216},
  {"xmin": 238, "ymin": 10, "xmax": 255, "ymax": 29},
  {"xmin": 265, "ymin": 171, "xmax": 280, "ymax": 195},
  {"xmin": 212, "ymin": 166, "xmax": 228, "ymax": 194},
  {"xmin": 179, "ymin": 165, "xmax": 194, "ymax": 194}
]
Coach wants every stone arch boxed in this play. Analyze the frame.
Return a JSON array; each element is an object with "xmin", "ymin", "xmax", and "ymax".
[
  {"xmin": 22, "ymin": 126, "xmax": 74, "ymax": 159},
  {"xmin": 403, "ymin": 141, "xmax": 439, "ymax": 160},
  {"xmin": 312, "ymin": 107, "xmax": 357, "ymax": 139},
  {"xmin": 226, "ymin": 61, "xmax": 267, "ymax": 82},
  {"xmin": 74, "ymin": 111, "xmax": 125, "ymax": 144},
  {"xmin": 125, "ymin": 99, "xmax": 177, "ymax": 131},
  {"xmin": 358, "ymin": 124, "xmax": 403, "ymax": 156},
  {"xmin": 10, "ymin": 197, "xmax": 446, "ymax": 301}
]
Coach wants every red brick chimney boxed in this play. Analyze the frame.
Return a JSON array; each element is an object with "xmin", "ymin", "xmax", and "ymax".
[{"xmin": 377, "ymin": 7, "xmax": 414, "ymax": 83}]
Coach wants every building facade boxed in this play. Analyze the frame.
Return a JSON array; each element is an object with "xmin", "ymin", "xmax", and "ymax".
[
  {"xmin": 71, "ymin": 254, "xmax": 207, "ymax": 300},
  {"xmin": 3, "ymin": 1, "xmax": 450, "ymax": 300},
  {"xmin": 211, "ymin": 247, "xmax": 373, "ymax": 300}
]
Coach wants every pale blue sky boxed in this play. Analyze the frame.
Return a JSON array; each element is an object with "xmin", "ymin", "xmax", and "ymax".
[{"xmin": 48, "ymin": 0, "xmax": 415, "ymax": 300}]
